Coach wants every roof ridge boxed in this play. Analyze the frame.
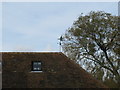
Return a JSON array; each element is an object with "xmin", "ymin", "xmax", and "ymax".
[{"xmin": 0, "ymin": 52, "xmax": 63, "ymax": 54}]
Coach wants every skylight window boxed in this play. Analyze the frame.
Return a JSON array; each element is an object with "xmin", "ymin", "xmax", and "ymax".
[{"xmin": 32, "ymin": 61, "xmax": 42, "ymax": 71}]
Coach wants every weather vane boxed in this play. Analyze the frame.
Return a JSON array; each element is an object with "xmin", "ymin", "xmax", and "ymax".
[{"xmin": 58, "ymin": 36, "xmax": 63, "ymax": 52}]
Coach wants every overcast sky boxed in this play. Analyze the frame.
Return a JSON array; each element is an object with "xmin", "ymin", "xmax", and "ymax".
[{"xmin": 1, "ymin": 2, "xmax": 118, "ymax": 52}]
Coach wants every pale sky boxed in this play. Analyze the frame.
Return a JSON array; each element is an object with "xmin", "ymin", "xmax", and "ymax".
[{"xmin": 1, "ymin": 2, "xmax": 118, "ymax": 52}]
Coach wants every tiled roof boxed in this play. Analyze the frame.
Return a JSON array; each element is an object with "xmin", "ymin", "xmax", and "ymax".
[{"xmin": 2, "ymin": 52, "xmax": 107, "ymax": 88}]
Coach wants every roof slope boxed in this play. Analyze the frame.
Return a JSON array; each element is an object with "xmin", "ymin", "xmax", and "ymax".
[{"xmin": 2, "ymin": 52, "xmax": 107, "ymax": 88}]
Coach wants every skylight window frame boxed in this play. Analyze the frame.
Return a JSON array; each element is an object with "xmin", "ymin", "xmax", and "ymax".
[{"xmin": 31, "ymin": 61, "xmax": 42, "ymax": 72}]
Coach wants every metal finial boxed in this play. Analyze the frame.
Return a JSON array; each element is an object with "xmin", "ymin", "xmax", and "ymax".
[{"xmin": 58, "ymin": 36, "xmax": 63, "ymax": 52}]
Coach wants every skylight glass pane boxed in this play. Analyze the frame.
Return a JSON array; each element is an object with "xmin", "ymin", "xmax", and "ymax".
[{"xmin": 32, "ymin": 61, "xmax": 42, "ymax": 71}]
